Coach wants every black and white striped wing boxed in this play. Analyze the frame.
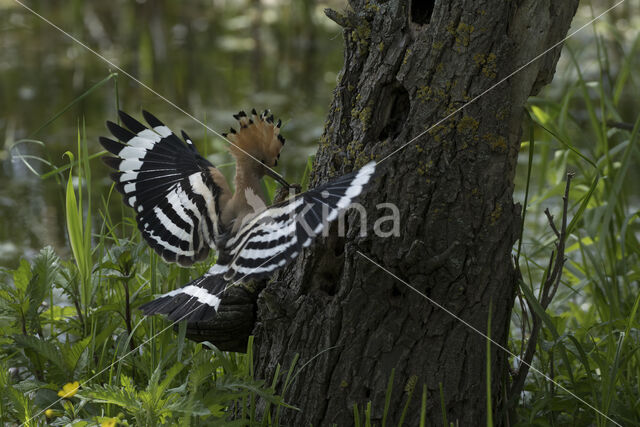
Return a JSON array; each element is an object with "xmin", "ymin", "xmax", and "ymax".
[
  {"xmin": 101, "ymin": 110, "xmax": 222, "ymax": 266},
  {"xmin": 138, "ymin": 162, "xmax": 376, "ymax": 323},
  {"xmin": 139, "ymin": 264, "xmax": 229, "ymax": 322},
  {"xmin": 222, "ymin": 162, "xmax": 376, "ymax": 282}
]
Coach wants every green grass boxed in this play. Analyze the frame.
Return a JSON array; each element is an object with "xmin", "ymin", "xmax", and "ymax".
[
  {"xmin": 1, "ymin": 6, "xmax": 639, "ymax": 427},
  {"xmin": 508, "ymin": 20, "xmax": 640, "ymax": 426},
  {"xmin": 1, "ymin": 119, "xmax": 296, "ymax": 425}
]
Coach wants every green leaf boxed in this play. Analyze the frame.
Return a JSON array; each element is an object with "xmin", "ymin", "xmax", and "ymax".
[
  {"xmin": 12, "ymin": 259, "xmax": 32, "ymax": 293},
  {"xmin": 40, "ymin": 305, "xmax": 77, "ymax": 321},
  {"xmin": 62, "ymin": 336, "xmax": 92, "ymax": 375},
  {"xmin": 12, "ymin": 335, "xmax": 67, "ymax": 372},
  {"xmin": 82, "ymin": 384, "xmax": 141, "ymax": 410},
  {"xmin": 31, "ymin": 246, "xmax": 60, "ymax": 288},
  {"xmin": 64, "ymin": 152, "xmax": 86, "ymax": 281},
  {"xmin": 519, "ymin": 281, "xmax": 576, "ymax": 386},
  {"xmin": 155, "ymin": 362, "xmax": 185, "ymax": 399}
]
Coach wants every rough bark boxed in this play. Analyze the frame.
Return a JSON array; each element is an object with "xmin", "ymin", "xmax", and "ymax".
[{"xmin": 249, "ymin": 0, "xmax": 579, "ymax": 426}]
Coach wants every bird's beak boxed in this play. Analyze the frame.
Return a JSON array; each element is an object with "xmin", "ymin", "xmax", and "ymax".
[{"xmin": 265, "ymin": 167, "xmax": 292, "ymax": 188}]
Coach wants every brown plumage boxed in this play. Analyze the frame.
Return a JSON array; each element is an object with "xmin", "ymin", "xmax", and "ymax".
[{"xmin": 219, "ymin": 109, "xmax": 288, "ymax": 230}]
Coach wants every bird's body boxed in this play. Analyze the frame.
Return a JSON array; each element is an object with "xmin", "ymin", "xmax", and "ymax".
[{"xmin": 100, "ymin": 109, "xmax": 375, "ymax": 322}]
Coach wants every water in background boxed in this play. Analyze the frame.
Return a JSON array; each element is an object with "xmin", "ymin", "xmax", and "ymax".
[
  {"xmin": 0, "ymin": 0, "xmax": 346, "ymax": 268},
  {"xmin": 2, "ymin": 1, "xmax": 638, "ymax": 269}
]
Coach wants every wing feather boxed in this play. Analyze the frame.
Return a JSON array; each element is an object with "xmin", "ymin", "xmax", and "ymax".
[
  {"xmin": 222, "ymin": 162, "xmax": 376, "ymax": 281},
  {"xmin": 101, "ymin": 110, "xmax": 225, "ymax": 265},
  {"xmin": 137, "ymin": 162, "xmax": 376, "ymax": 323}
]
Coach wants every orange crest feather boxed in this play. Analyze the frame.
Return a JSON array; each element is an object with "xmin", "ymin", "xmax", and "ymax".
[{"xmin": 224, "ymin": 109, "xmax": 285, "ymax": 167}]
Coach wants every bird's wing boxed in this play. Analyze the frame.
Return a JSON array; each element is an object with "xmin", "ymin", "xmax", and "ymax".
[
  {"xmin": 222, "ymin": 161, "xmax": 377, "ymax": 282},
  {"xmin": 101, "ymin": 110, "xmax": 225, "ymax": 266},
  {"xmin": 138, "ymin": 161, "xmax": 376, "ymax": 322},
  {"xmin": 138, "ymin": 264, "xmax": 229, "ymax": 322}
]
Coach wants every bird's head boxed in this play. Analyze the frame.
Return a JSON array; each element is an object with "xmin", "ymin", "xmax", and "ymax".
[{"xmin": 224, "ymin": 109, "xmax": 289, "ymax": 187}]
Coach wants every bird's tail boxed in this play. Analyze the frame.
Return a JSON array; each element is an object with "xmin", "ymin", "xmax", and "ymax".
[{"xmin": 139, "ymin": 271, "xmax": 227, "ymax": 322}]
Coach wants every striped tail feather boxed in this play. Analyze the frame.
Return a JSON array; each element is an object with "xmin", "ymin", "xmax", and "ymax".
[{"xmin": 138, "ymin": 265, "xmax": 229, "ymax": 322}]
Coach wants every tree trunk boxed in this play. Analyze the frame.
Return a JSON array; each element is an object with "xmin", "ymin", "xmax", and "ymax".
[{"xmin": 252, "ymin": 1, "xmax": 579, "ymax": 425}]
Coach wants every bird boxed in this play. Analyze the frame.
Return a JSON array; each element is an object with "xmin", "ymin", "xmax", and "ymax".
[{"xmin": 100, "ymin": 109, "xmax": 376, "ymax": 322}]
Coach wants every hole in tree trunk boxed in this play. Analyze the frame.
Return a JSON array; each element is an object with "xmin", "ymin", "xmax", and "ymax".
[
  {"xmin": 410, "ymin": 0, "xmax": 435, "ymax": 25},
  {"xmin": 376, "ymin": 83, "xmax": 410, "ymax": 142},
  {"xmin": 308, "ymin": 233, "xmax": 345, "ymax": 297},
  {"xmin": 391, "ymin": 284, "xmax": 401, "ymax": 297}
]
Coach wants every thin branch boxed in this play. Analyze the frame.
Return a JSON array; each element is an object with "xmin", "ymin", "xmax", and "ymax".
[
  {"xmin": 544, "ymin": 209, "xmax": 560, "ymax": 238},
  {"xmin": 324, "ymin": 8, "xmax": 351, "ymax": 28},
  {"xmin": 509, "ymin": 172, "xmax": 574, "ymax": 405},
  {"xmin": 512, "ymin": 255, "xmax": 529, "ymax": 364}
]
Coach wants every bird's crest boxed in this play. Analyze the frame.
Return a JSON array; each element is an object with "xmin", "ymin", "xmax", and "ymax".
[{"xmin": 223, "ymin": 109, "xmax": 285, "ymax": 167}]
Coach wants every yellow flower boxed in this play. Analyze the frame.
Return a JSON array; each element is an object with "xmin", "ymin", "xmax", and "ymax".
[
  {"xmin": 57, "ymin": 381, "xmax": 80, "ymax": 398},
  {"xmin": 45, "ymin": 409, "xmax": 56, "ymax": 418},
  {"xmin": 101, "ymin": 417, "xmax": 118, "ymax": 427}
]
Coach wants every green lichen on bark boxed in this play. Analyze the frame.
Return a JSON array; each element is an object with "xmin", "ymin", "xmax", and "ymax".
[
  {"xmin": 417, "ymin": 80, "xmax": 456, "ymax": 103},
  {"xmin": 456, "ymin": 115, "xmax": 480, "ymax": 148},
  {"xmin": 417, "ymin": 159, "xmax": 434, "ymax": 183},
  {"xmin": 350, "ymin": 96, "xmax": 373, "ymax": 131},
  {"xmin": 483, "ymin": 132, "xmax": 507, "ymax": 152},
  {"xmin": 364, "ymin": 0, "xmax": 380, "ymax": 13},
  {"xmin": 417, "ymin": 85, "xmax": 432, "ymax": 102},
  {"xmin": 428, "ymin": 122, "xmax": 454, "ymax": 143},
  {"xmin": 402, "ymin": 48, "xmax": 412, "ymax": 65},
  {"xmin": 490, "ymin": 202, "xmax": 503, "ymax": 224},
  {"xmin": 447, "ymin": 21, "xmax": 475, "ymax": 50},
  {"xmin": 473, "ymin": 52, "xmax": 498, "ymax": 78},
  {"xmin": 456, "ymin": 116, "xmax": 479, "ymax": 135},
  {"xmin": 351, "ymin": 21, "xmax": 372, "ymax": 55},
  {"xmin": 319, "ymin": 132, "xmax": 331, "ymax": 149}
]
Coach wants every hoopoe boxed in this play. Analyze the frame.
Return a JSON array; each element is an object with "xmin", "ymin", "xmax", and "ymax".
[{"xmin": 100, "ymin": 109, "xmax": 376, "ymax": 322}]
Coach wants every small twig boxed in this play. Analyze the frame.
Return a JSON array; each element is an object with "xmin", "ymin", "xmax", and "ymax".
[
  {"xmin": 543, "ymin": 173, "xmax": 573, "ymax": 306},
  {"xmin": 512, "ymin": 255, "xmax": 529, "ymax": 364},
  {"xmin": 541, "ymin": 249, "xmax": 557, "ymax": 307},
  {"xmin": 324, "ymin": 8, "xmax": 351, "ymax": 28},
  {"xmin": 544, "ymin": 209, "xmax": 560, "ymax": 238},
  {"xmin": 517, "ymin": 294, "xmax": 528, "ymax": 357},
  {"xmin": 509, "ymin": 172, "xmax": 574, "ymax": 406},
  {"xmin": 548, "ymin": 172, "xmax": 573, "ymax": 302}
]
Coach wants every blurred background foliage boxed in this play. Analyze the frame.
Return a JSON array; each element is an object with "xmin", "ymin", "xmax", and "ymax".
[
  {"xmin": 0, "ymin": 0, "xmax": 639, "ymax": 425},
  {"xmin": 0, "ymin": 0, "xmax": 345, "ymax": 268}
]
